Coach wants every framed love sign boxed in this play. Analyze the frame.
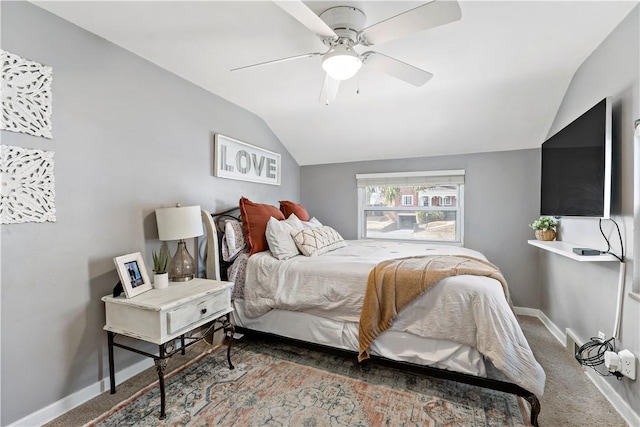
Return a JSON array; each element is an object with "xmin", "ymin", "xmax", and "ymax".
[{"xmin": 214, "ymin": 134, "xmax": 281, "ymax": 186}]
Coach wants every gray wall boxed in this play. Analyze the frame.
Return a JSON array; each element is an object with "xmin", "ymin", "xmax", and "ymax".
[
  {"xmin": 540, "ymin": 5, "xmax": 639, "ymax": 417},
  {"xmin": 0, "ymin": 2, "xmax": 299, "ymax": 424},
  {"xmin": 300, "ymin": 148, "xmax": 542, "ymax": 307}
]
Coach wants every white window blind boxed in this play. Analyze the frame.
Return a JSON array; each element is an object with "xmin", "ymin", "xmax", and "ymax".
[{"xmin": 356, "ymin": 170, "xmax": 465, "ymax": 188}]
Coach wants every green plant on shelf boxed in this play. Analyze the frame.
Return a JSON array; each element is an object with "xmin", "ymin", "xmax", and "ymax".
[
  {"xmin": 528, "ymin": 216, "xmax": 558, "ymax": 231},
  {"xmin": 152, "ymin": 250, "xmax": 169, "ymax": 274}
]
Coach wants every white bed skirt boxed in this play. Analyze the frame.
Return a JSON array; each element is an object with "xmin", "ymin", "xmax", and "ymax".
[{"xmin": 232, "ymin": 299, "xmax": 487, "ymax": 377}]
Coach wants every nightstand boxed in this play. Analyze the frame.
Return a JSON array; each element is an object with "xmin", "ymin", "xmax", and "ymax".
[{"xmin": 102, "ymin": 278, "xmax": 234, "ymax": 419}]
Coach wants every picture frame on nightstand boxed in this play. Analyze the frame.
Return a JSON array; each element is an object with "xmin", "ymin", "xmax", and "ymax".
[{"xmin": 114, "ymin": 252, "xmax": 152, "ymax": 298}]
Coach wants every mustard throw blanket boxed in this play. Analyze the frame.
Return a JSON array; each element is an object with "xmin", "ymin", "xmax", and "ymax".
[{"xmin": 358, "ymin": 255, "xmax": 511, "ymax": 362}]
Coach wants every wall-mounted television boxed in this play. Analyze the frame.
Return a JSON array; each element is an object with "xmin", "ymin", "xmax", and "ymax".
[{"xmin": 540, "ymin": 97, "xmax": 612, "ymax": 218}]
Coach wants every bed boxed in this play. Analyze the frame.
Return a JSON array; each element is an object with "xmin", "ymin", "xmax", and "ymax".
[{"xmin": 199, "ymin": 201, "xmax": 545, "ymax": 425}]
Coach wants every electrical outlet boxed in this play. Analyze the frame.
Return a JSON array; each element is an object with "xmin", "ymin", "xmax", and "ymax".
[
  {"xmin": 598, "ymin": 331, "xmax": 606, "ymax": 341},
  {"xmin": 619, "ymin": 349, "xmax": 636, "ymax": 380}
]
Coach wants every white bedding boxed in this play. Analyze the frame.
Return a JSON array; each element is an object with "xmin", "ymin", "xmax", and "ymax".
[
  {"xmin": 242, "ymin": 240, "xmax": 545, "ymax": 397},
  {"xmin": 233, "ymin": 299, "xmax": 488, "ymax": 377},
  {"xmin": 244, "ymin": 240, "xmax": 485, "ymax": 320}
]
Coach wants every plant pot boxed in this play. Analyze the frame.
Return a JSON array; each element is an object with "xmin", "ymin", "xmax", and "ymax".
[
  {"xmin": 535, "ymin": 229, "xmax": 556, "ymax": 241},
  {"xmin": 153, "ymin": 272, "xmax": 169, "ymax": 289}
]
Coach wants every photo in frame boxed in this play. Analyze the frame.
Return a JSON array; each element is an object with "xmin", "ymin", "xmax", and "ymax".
[{"xmin": 113, "ymin": 252, "xmax": 152, "ymax": 298}]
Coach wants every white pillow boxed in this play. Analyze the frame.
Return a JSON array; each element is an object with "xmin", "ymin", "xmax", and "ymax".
[
  {"xmin": 265, "ymin": 214, "xmax": 304, "ymax": 260},
  {"xmin": 291, "ymin": 225, "xmax": 346, "ymax": 257},
  {"xmin": 302, "ymin": 217, "xmax": 323, "ymax": 228}
]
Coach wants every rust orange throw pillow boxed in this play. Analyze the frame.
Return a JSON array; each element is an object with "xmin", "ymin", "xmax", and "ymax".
[
  {"xmin": 240, "ymin": 197, "xmax": 285, "ymax": 255},
  {"xmin": 279, "ymin": 200, "xmax": 310, "ymax": 222}
]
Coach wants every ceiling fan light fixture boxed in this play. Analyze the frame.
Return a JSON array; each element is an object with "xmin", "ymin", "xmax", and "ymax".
[{"xmin": 322, "ymin": 45, "xmax": 362, "ymax": 80}]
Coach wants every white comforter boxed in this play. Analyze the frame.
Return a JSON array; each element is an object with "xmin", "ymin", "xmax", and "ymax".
[{"xmin": 243, "ymin": 240, "xmax": 545, "ymax": 397}]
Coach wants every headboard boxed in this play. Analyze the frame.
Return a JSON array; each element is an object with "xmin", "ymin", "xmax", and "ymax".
[{"xmin": 200, "ymin": 207, "xmax": 241, "ymax": 281}]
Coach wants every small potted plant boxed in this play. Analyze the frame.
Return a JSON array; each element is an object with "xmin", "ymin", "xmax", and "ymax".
[
  {"xmin": 529, "ymin": 216, "xmax": 558, "ymax": 241},
  {"xmin": 152, "ymin": 250, "xmax": 169, "ymax": 289}
]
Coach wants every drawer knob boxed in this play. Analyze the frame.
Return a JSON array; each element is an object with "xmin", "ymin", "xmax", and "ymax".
[{"xmin": 201, "ymin": 308, "xmax": 207, "ymax": 315}]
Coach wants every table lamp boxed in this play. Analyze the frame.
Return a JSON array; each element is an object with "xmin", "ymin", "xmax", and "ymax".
[{"xmin": 155, "ymin": 204, "xmax": 203, "ymax": 282}]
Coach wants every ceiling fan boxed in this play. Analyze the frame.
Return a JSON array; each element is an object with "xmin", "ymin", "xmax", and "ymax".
[{"xmin": 232, "ymin": 0, "xmax": 461, "ymax": 104}]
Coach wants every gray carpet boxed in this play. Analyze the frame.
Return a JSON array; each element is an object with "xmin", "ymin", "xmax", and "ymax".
[
  {"xmin": 518, "ymin": 316, "xmax": 627, "ymax": 427},
  {"xmin": 45, "ymin": 316, "xmax": 628, "ymax": 427}
]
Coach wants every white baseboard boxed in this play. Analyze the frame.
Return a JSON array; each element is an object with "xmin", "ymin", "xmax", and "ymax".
[
  {"xmin": 513, "ymin": 306, "xmax": 539, "ymax": 317},
  {"xmin": 514, "ymin": 306, "xmax": 640, "ymax": 427},
  {"xmin": 9, "ymin": 358, "xmax": 153, "ymax": 427},
  {"xmin": 582, "ymin": 368, "xmax": 640, "ymax": 427}
]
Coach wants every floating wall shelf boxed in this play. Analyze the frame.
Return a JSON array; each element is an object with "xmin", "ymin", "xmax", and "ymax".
[{"xmin": 527, "ymin": 240, "xmax": 619, "ymax": 262}]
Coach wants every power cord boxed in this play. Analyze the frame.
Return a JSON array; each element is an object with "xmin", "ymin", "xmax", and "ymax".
[
  {"xmin": 575, "ymin": 337, "xmax": 624, "ymax": 379},
  {"xmin": 572, "ymin": 217, "xmax": 628, "ymax": 381},
  {"xmin": 598, "ymin": 218, "xmax": 625, "ymax": 262}
]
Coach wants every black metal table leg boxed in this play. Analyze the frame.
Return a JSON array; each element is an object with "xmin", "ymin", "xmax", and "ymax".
[
  {"xmin": 108, "ymin": 331, "xmax": 116, "ymax": 394},
  {"xmin": 224, "ymin": 314, "xmax": 235, "ymax": 370},
  {"xmin": 180, "ymin": 334, "xmax": 186, "ymax": 355},
  {"xmin": 155, "ymin": 344, "xmax": 168, "ymax": 420}
]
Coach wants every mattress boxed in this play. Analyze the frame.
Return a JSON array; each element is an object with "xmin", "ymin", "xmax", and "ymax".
[{"xmin": 232, "ymin": 299, "xmax": 488, "ymax": 377}]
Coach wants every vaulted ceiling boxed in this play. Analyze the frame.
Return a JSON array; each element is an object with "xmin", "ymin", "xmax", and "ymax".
[{"xmin": 33, "ymin": 1, "xmax": 637, "ymax": 165}]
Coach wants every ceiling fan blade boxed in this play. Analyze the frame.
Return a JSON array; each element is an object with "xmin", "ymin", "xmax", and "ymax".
[
  {"xmin": 274, "ymin": 1, "xmax": 337, "ymax": 39},
  {"xmin": 362, "ymin": 52, "xmax": 433, "ymax": 87},
  {"xmin": 231, "ymin": 52, "xmax": 323, "ymax": 72},
  {"xmin": 319, "ymin": 74, "xmax": 340, "ymax": 105},
  {"xmin": 359, "ymin": 0, "xmax": 461, "ymax": 46}
]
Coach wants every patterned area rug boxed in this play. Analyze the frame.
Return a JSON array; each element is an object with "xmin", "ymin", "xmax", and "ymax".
[{"xmin": 87, "ymin": 337, "xmax": 531, "ymax": 426}]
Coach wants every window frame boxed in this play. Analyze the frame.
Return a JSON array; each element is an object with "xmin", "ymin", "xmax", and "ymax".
[
  {"xmin": 356, "ymin": 170, "xmax": 465, "ymax": 245},
  {"xmin": 401, "ymin": 194, "xmax": 414, "ymax": 206}
]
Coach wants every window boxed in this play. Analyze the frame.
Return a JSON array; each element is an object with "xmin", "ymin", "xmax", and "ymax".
[{"xmin": 357, "ymin": 170, "xmax": 464, "ymax": 243}]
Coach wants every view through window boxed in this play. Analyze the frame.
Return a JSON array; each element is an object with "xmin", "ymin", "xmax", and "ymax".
[{"xmin": 357, "ymin": 171, "xmax": 464, "ymax": 243}]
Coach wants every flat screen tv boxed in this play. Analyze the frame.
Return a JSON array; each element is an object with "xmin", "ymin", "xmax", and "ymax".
[{"xmin": 540, "ymin": 97, "xmax": 612, "ymax": 218}]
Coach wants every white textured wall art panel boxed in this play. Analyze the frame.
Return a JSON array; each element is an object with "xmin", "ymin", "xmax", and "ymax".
[
  {"xmin": 0, "ymin": 145, "xmax": 56, "ymax": 224},
  {"xmin": 1, "ymin": 49, "xmax": 53, "ymax": 138}
]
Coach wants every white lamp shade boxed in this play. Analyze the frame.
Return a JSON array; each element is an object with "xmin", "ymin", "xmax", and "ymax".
[
  {"xmin": 155, "ymin": 205, "xmax": 203, "ymax": 241},
  {"xmin": 322, "ymin": 45, "xmax": 362, "ymax": 80}
]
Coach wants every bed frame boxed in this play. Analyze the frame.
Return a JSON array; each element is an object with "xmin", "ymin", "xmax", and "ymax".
[{"xmin": 200, "ymin": 207, "xmax": 541, "ymax": 426}]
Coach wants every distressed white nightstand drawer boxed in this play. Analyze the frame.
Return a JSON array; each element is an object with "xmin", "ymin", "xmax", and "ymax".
[
  {"xmin": 167, "ymin": 290, "xmax": 229, "ymax": 334},
  {"xmin": 103, "ymin": 278, "xmax": 233, "ymax": 343}
]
